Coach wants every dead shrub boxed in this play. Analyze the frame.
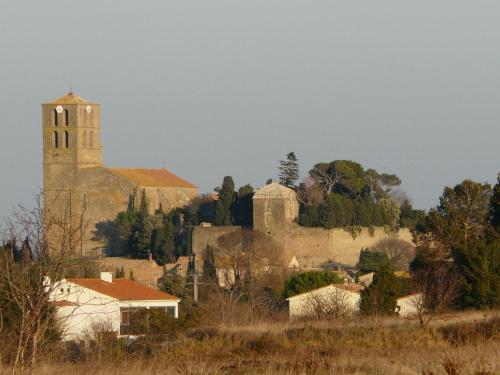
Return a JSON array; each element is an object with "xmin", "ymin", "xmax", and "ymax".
[{"xmin": 439, "ymin": 316, "xmax": 500, "ymax": 346}]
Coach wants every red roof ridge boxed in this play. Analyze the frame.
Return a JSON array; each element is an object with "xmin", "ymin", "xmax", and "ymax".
[
  {"xmin": 67, "ymin": 278, "xmax": 179, "ymax": 301},
  {"xmin": 108, "ymin": 167, "xmax": 196, "ymax": 188}
]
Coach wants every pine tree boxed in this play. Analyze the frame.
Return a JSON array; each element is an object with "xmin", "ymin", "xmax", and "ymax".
[
  {"xmin": 278, "ymin": 152, "xmax": 300, "ymax": 189},
  {"xmin": 215, "ymin": 176, "xmax": 235, "ymax": 226},
  {"xmin": 453, "ymin": 239, "xmax": 500, "ymax": 309}
]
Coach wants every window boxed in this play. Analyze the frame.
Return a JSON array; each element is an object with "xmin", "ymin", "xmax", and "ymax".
[
  {"xmin": 120, "ymin": 307, "xmax": 138, "ymax": 335},
  {"xmin": 53, "ymin": 109, "xmax": 58, "ymax": 126},
  {"xmin": 54, "ymin": 131, "xmax": 59, "ymax": 148},
  {"xmin": 166, "ymin": 306, "xmax": 176, "ymax": 317},
  {"xmin": 89, "ymin": 131, "xmax": 94, "ymax": 148},
  {"xmin": 65, "ymin": 131, "xmax": 69, "ymax": 148},
  {"xmin": 65, "ymin": 109, "xmax": 69, "ymax": 126},
  {"xmin": 82, "ymin": 131, "xmax": 87, "ymax": 148}
]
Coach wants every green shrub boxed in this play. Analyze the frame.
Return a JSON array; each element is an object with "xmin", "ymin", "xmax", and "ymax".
[{"xmin": 282, "ymin": 271, "xmax": 342, "ymax": 298}]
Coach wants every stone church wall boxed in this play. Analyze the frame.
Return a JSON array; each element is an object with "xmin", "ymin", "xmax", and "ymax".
[{"xmin": 142, "ymin": 186, "xmax": 198, "ymax": 215}]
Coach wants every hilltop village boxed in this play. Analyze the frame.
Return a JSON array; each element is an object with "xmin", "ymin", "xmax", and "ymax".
[
  {"xmin": 41, "ymin": 92, "xmax": 415, "ymax": 283},
  {"xmin": 0, "ymin": 92, "xmax": 498, "ymax": 373}
]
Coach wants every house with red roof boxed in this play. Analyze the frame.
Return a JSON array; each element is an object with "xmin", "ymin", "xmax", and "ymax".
[{"xmin": 49, "ymin": 272, "xmax": 180, "ymax": 340}]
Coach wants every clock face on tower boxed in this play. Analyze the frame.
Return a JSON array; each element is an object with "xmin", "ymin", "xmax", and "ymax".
[
  {"xmin": 86, "ymin": 105, "xmax": 92, "ymax": 113},
  {"xmin": 56, "ymin": 105, "xmax": 63, "ymax": 114}
]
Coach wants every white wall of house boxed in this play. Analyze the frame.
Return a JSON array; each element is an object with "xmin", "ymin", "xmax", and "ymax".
[
  {"xmin": 287, "ymin": 285, "xmax": 361, "ymax": 319},
  {"xmin": 52, "ymin": 280, "xmax": 121, "ymax": 340},
  {"xmin": 51, "ymin": 280, "xmax": 180, "ymax": 340},
  {"xmin": 396, "ymin": 294, "xmax": 422, "ymax": 317}
]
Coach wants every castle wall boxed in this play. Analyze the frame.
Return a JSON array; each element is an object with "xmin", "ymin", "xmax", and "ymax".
[
  {"xmin": 283, "ymin": 226, "xmax": 414, "ymax": 268},
  {"xmin": 191, "ymin": 226, "xmax": 242, "ymax": 255},
  {"xmin": 190, "ymin": 225, "xmax": 414, "ymax": 268}
]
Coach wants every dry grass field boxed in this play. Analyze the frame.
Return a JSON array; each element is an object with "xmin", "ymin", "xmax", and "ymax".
[{"xmin": 2, "ymin": 310, "xmax": 498, "ymax": 375}]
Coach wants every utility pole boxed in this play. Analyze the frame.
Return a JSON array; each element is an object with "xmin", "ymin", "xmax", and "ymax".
[{"xmin": 193, "ymin": 272, "xmax": 198, "ymax": 303}]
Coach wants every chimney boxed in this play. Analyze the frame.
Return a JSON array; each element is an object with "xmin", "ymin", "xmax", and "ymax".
[
  {"xmin": 100, "ymin": 271, "xmax": 113, "ymax": 283},
  {"xmin": 148, "ymin": 250, "xmax": 153, "ymax": 262}
]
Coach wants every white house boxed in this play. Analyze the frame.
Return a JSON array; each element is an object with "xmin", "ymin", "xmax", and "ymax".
[
  {"xmin": 49, "ymin": 272, "xmax": 180, "ymax": 340},
  {"xmin": 286, "ymin": 284, "xmax": 364, "ymax": 320},
  {"xmin": 396, "ymin": 294, "xmax": 422, "ymax": 318}
]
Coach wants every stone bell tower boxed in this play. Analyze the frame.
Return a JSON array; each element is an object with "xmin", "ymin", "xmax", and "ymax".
[{"xmin": 42, "ymin": 92, "xmax": 103, "ymax": 253}]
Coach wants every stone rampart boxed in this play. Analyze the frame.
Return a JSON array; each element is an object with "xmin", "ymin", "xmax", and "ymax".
[
  {"xmin": 191, "ymin": 226, "xmax": 243, "ymax": 255},
  {"xmin": 190, "ymin": 225, "xmax": 414, "ymax": 268},
  {"xmin": 283, "ymin": 226, "xmax": 413, "ymax": 268}
]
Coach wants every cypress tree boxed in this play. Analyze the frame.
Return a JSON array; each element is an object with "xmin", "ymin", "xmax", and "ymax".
[
  {"xmin": 215, "ymin": 176, "xmax": 235, "ymax": 226},
  {"xmin": 130, "ymin": 190, "xmax": 150, "ymax": 258}
]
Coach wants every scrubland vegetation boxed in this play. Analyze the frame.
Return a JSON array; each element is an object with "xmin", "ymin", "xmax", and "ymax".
[{"xmin": 1, "ymin": 311, "xmax": 498, "ymax": 374}]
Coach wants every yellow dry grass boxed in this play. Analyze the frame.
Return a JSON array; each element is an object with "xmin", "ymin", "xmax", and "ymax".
[{"xmin": 2, "ymin": 310, "xmax": 499, "ymax": 375}]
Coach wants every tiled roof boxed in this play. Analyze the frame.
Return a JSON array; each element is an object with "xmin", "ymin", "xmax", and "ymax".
[
  {"xmin": 253, "ymin": 182, "xmax": 296, "ymax": 199},
  {"xmin": 109, "ymin": 168, "xmax": 196, "ymax": 188},
  {"xmin": 46, "ymin": 92, "xmax": 92, "ymax": 104},
  {"xmin": 68, "ymin": 278, "xmax": 179, "ymax": 301}
]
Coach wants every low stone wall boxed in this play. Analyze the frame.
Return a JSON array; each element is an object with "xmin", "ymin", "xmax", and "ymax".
[{"xmin": 99, "ymin": 257, "xmax": 164, "ymax": 288}]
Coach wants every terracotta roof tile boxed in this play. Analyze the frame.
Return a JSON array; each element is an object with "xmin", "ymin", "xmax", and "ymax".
[
  {"xmin": 109, "ymin": 168, "xmax": 196, "ymax": 188},
  {"xmin": 67, "ymin": 278, "xmax": 179, "ymax": 301}
]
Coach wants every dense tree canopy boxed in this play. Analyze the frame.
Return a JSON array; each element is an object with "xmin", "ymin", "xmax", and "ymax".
[
  {"xmin": 411, "ymin": 178, "xmax": 499, "ymax": 310},
  {"xmin": 296, "ymin": 159, "xmax": 422, "ymax": 229},
  {"xmin": 412, "ymin": 180, "xmax": 493, "ymax": 266},
  {"xmin": 356, "ymin": 249, "xmax": 392, "ymax": 275}
]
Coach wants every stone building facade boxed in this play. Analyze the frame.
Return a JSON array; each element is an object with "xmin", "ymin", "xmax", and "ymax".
[
  {"xmin": 43, "ymin": 92, "xmax": 197, "ymax": 256},
  {"xmin": 191, "ymin": 182, "xmax": 414, "ymax": 268}
]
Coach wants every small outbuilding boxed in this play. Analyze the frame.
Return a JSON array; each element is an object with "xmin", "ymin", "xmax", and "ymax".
[
  {"xmin": 286, "ymin": 284, "xmax": 364, "ymax": 320},
  {"xmin": 49, "ymin": 272, "xmax": 180, "ymax": 340},
  {"xmin": 396, "ymin": 294, "xmax": 422, "ymax": 317}
]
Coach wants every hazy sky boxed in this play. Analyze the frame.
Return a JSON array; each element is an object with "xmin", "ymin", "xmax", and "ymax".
[{"xmin": 0, "ymin": 1, "xmax": 499, "ymax": 217}]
